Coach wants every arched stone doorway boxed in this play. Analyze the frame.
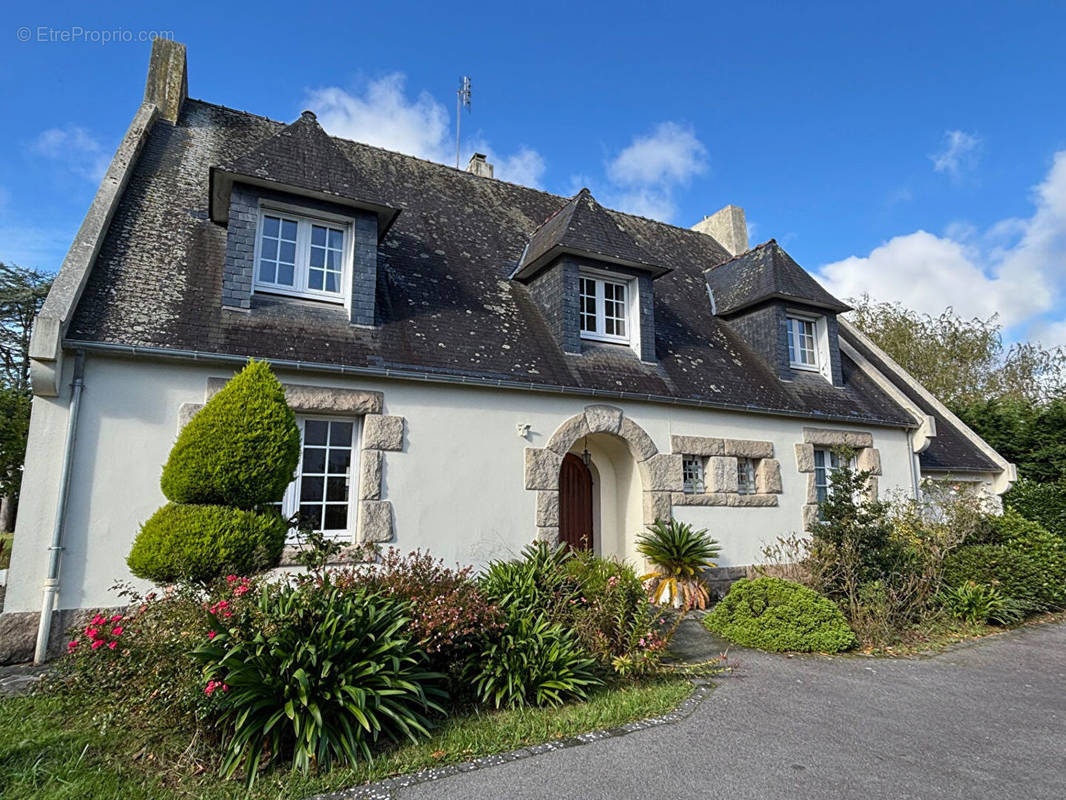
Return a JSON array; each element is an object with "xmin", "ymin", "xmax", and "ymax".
[{"xmin": 523, "ymin": 405, "xmax": 682, "ymax": 562}]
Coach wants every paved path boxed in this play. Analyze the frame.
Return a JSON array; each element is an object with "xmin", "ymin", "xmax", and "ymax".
[{"xmin": 391, "ymin": 620, "xmax": 1066, "ymax": 800}]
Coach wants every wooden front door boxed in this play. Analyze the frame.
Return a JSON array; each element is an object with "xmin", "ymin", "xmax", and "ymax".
[{"xmin": 559, "ymin": 453, "xmax": 593, "ymax": 551}]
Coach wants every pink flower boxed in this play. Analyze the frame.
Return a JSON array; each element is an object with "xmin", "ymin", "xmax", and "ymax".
[
  {"xmin": 85, "ymin": 627, "xmax": 99, "ymax": 639},
  {"xmin": 67, "ymin": 640, "xmax": 79, "ymax": 651},
  {"xmin": 208, "ymin": 631, "xmax": 216, "ymax": 640},
  {"xmin": 111, "ymin": 626, "xmax": 124, "ymax": 636},
  {"xmin": 110, "ymin": 614, "xmax": 122, "ymax": 623},
  {"xmin": 91, "ymin": 614, "xmax": 105, "ymax": 625},
  {"xmin": 233, "ymin": 584, "xmax": 250, "ymax": 597},
  {"xmin": 226, "ymin": 575, "xmax": 239, "ymax": 584},
  {"xmin": 91, "ymin": 640, "xmax": 104, "ymax": 651},
  {"xmin": 108, "ymin": 641, "xmax": 117, "ymax": 650}
]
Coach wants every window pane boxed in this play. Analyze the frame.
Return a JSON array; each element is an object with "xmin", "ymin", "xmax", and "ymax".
[
  {"xmin": 278, "ymin": 240, "xmax": 296, "ymax": 264},
  {"xmin": 302, "ymin": 447, "xmax": 326, "ymax": 474},
  {"xmin": 308, "ymin": 269, "xmax": 324, "ymax": 290},
  {"xmin": 259, "ymin": 260, "xmax": 277, "ymax": 283},
  {"xmin": 263, "ymin": 216, "xmax": 280, "ymax": 237},
  {"xmin": 580, "ymin": 278, "xmax": 597, "ymax": 333},
  {"xmin": 329, "ymin": 421, "xmax": 353, "ymax": 445},
  {"xmin": 325, "ymin": 250, "xmax": 339, "ymax": 269},
  {"xmin": 324, "ymin": 273, "xmax": 337, "ymax": 293},
  {"xmin": 277, "ymin": 263, "xmax": 295, "ymax": 286},
  {"xmin": 327, "ymin": 448, "xmax": 352, "ymax": 474},
  {"xmin": 261, "ymin": 238, "xmax": 279, "ymax": 260},
  {"xmin": 281, "ymin": 219, "xmax": 298, "ymax": 240},
  {"xmin": 323, "ymin": 504, "xmax": 348, "ymax": 531},
  {"xmin": 309, "ymin": 247, "xmax": 325, "ymax": 268},
  {"xmin": 300, "ymin": 476, "xmax": 324, "ymax": 502},
  {"xmin": 326, "ymin": 476, "xmax": 348, "ymax": 501},
  {"xmin": 328, "ymin": 228, "xmax": 343, "ymax": 249},
  {"xmin": 311, "ymin": 225, "xmax": 327, "ymax": 246},
  {"xmin": 298, "ymin": 505, "xmax": 322, "ymax": 530},
  {"xmin": 304, "ymin": 420, "xmax": 328, "ymax": 445}
]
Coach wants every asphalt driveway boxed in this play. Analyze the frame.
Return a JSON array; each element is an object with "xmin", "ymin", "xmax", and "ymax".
[{"xmin": 385, "ymin": 620, "xmax": 1066, "ymax": 800}]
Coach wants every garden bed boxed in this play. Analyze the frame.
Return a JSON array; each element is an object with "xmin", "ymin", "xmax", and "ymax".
[{"xmin": 0, "ymin": 676, "xmax": 692, "ymax": 799}]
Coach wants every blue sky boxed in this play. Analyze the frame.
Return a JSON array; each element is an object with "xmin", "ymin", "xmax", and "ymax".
[{"xmin": 3, "ymin": 1, "xmax": 1066, "ymax": 343}]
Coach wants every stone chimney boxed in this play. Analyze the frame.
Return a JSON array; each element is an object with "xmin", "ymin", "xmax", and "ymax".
[
  {"xmin": 466, "ymin": 153, "xmax": 494, "ymax": 178},
  {"xmin": 143, "ymin": 38, "xmax": 187, "ymax": 124},
  {"xmin": 692, "ymin": 204, "xmax": 748, "ymax": 256}
]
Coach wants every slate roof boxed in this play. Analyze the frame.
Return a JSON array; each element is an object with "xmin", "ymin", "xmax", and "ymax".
[
  {"xmin": 841, "ymin": 328, "xmax": 1000, "ymax": 472},
  {"xmin": 513, "ymin": 188, "xmax": 668, "ymax": 280},
  {"xmin": 67, "ymin": 99, "xmax": 925, "ymax": 431},
  {"xmin": 706, "ymin": 240, "xmax": 852, "ymax": 316},
  {"xmin": 210, "ymin": 110, "xmax": 399, "ymax": 235}
]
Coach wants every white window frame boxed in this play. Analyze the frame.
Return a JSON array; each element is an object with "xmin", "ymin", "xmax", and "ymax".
[
  {"xmin": 737, "ymin": 457, "xmax": 757, "ymax": 495},
  {"xmin": 813, "ymin": 448, "xmax": 853, "ymax": 507},
  {"xmin": 787, "ymin": 314, "xmax": 819, "ymax": 370},
  {"xmin": 252, "ymin": 201, "xmax": 354, "ymax": 306},
  {"xmin": 787, "ymin": 311, "xmax": 833, "ymax": 382},
  {"xmin": 682, "ymin": 455, "xmax": 706, "ymax": 494},
  {"xmin": 579, "ymin": 269, "xmax": 634, "ymax": 345},
  {"xmin": 278, "ymin": 415, "xmax": 362, "ymax": 542}
]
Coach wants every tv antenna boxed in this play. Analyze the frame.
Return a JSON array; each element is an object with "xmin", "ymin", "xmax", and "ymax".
[{"xmin": 456, "ymin": 76, "xmax": 471, "ymax": 168}]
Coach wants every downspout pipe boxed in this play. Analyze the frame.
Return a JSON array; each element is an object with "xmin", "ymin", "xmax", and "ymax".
[{"xmin": 34, "ymin": 350, "xmax": 86, "ymax": 664}]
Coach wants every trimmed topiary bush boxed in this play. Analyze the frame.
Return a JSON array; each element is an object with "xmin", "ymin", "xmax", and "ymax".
[
  {"xmin": 127, "ymin": 503, "xmax": 287, "ymax": 585},
  {"xmin": 161, "ymin": 360, "xmax": 300, "ymax": 509},
  {"xmin": 704, "ymin": 577, "xmax": 856, "ymax": 653}
]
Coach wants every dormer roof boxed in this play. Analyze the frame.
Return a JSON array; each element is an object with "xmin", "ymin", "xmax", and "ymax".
[
  {"xmin": 705, "ymin": 239, "xmax": 851, "ymax": 317},
  {"xmin": 209, "ymin": 110, "xmax": 400, "ymax": 238},
  {"xmin": 512, "ymin": 188, "xmax": 670, "ymax": 280}
]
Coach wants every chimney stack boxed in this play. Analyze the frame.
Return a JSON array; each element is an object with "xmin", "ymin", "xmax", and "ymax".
[
  {"xmin": 466, "ymin": 152, "xmax": 494, "ymax": 178},
  {"xmin": 143, "ymin": 38, "xmax": 187, "ymax": 124},
  {"xmin": 692, "ymin": 205, "xmax": 748, "ymax": 256}
]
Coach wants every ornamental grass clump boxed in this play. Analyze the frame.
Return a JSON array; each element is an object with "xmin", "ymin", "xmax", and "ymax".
[
  {"xmin": 636, "ymin": 519, "xmax": 720, "ymax": 610},
  {"xmin": 191, "ymin": 577, "xmax": 446, "ymax": 788},
  {"xmin": 127, "ymin": 360, "xmax": 299, "ymax": 585},
  {"xmin": 704, "ymin": 577, "xmax": 856, "ymax": 653}
]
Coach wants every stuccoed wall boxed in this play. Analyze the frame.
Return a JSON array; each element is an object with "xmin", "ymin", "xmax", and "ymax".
[{"xmin": 7, "ymin": 352, "xmax": 928, "ymax": 613}]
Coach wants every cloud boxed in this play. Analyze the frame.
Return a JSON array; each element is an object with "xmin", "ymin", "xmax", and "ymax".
[
  {"xmin": 818, "ymin": 151, "xmax": 1066, "ymax": 339},
  {"xmin": 305, "ymin": 75, "xmax": 546, "ymax": 188},
  {"xmin": 603, "ymin": 122, "xmax": 708, "ymax": 222},
  {"xmin": 31, "ymin": 126, "xmax": 110, "ymax": 182},
  {"xmin": 930, "ymin": 130, "xmax": 981, "ymax": 177}
]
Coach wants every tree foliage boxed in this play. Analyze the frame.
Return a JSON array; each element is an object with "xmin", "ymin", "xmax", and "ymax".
[
  {"xmin": 849, "ymin": 296, "xmax": 1066, "ymax": 407},
  {"xmin": 0, "ymin": 262, "xmax": 52, "ymax": 394}
]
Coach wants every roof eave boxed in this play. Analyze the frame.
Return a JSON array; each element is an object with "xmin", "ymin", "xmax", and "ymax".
[
  {"xmin": 715, "ymin": 291, "xmax": 852, "ymax": 318},
  {"xmin": 511, "ymin": 245, "xmax": 672, "ymax": 282},
  {"xmin": 209, "ymin": 168, "xmax": 401, "ymax": 241}
]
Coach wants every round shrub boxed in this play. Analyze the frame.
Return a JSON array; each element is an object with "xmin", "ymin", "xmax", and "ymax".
[
  {"xmin": 703, "ymin": 577, "xmax": 856, "ymax": 653},
  {"xmin": 941, "ymin": 543, "xmax": 1048, "ymax": 613},
  {"xmin": 127, "ymin": 503, "xmax": 287, "ymax": 585},
  {"xmin": 192, "ymin": 580, "xmax": 446, "ymax": 786},
  {"xmin": 160, "ymin": 360, "xmax": 300, "ymax": 509}
]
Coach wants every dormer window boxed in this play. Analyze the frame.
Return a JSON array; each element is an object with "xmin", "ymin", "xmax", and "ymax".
[
  {"xmin": 579, "ymin": 272, "xmax": 630, "ymax": 343},
  {"xmin": 254, "ymin": 206, "xmax": 350, "ymax": 303},
  {"xmin": 787, "ymin": 315, "xmax": 818, "ymax": 369}
]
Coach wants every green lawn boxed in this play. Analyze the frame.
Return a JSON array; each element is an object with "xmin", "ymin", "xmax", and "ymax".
[
  {"xmin": 0, "ymin": 533, "xmax": 12, "ymax": 570},
  {"xmin": 0, "ymin": 676, "xmax": 692, "ymax": 799}
]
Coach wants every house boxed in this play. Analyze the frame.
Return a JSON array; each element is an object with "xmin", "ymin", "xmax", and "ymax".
[{"xmin": 0, "ymin": 40, "xmax": 1013, "ymax": 662}]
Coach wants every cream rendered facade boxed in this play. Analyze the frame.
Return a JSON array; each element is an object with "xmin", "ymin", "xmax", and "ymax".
[{"xmin": 6, "ymin": 351, "xmax": 936, "ymax": 615}]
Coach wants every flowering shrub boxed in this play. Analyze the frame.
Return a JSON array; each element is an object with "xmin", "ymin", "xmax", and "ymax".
[
  {"xmin": 67, "ymin": 612, "xmax": 126, "ymax": 654},
  {"xmin": 334, "ymin": 549, "xmax": 502, "ymax": 685},
  {"xmin": 191, "ymin": 577, "xmax": 445, "ymax": 787}
]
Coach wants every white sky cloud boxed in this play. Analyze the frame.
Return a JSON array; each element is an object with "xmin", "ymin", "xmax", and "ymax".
[
  {"xmin": 603, "ymin": 122, "xmax": 708, "ymax": 222},
  {"xmin": 930, "ymin": 129, "xmax": 981, "ymax": 177},
  {"xmin": 818, "ymin": 151, "xmax": 1066, "ymax": 340},
  {"xmin": 30, "ymin": 125, "xmax": 110, "ymax": 182},
  {"xmin": 305, "ymin": 75, "xmax": 546, "ymax": 188}
]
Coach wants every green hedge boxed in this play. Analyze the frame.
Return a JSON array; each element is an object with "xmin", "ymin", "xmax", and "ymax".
[
  {"xmin": 127, "ymin": 503, "xmax": 287, "ymax": 585},
  {"xmin": 941, "ymin": 544, "xmax": 1047, "ymax": 613},
  {"xmin": 1005, "ymin": 479, "xmax": 1066, "ymax": 538},
  {"xmin": 703, "ymin": 577, "xmax": 856, "ymax": 653},
  {"xmin": 160, "ymin": 360, "xmax": 300, "ymax": 509}
]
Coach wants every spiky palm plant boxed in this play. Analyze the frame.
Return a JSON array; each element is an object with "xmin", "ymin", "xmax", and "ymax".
[{"xmin": 637, "ymin": 519, "xmax": 720, "ymax": 610}]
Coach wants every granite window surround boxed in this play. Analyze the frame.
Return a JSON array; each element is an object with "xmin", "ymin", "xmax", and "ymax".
[
  {"xmin": 794, "ymin": 427, "xmax": 882, "ymax": 531},
  {"xmin": 221, "ymin": 182, "xmax": 379, "ymax": 326},
  {"xmin": 669, "ymin": 435, "xmax": 782, "ymax": 507},
  {"xmin": 525, "ymin": 256, "xmax": 656, "ymax": 363},
  {"xmin": 177, "ymin": 378, "xmax": 403, "ymax": 555}
]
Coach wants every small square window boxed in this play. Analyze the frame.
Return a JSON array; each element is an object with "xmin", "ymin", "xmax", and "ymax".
[
  {"xmin": 578, "ymin": 273, "xmax": 631, "ymax": 343},
  {"xmin": 255, "ymin": 209, "xmax": 350, "ymax": 303},
  {"xmin": 682, "ymin": 455, "xmax": 705, "ymax": 494},
  {"xmin": 737, "ymin": 458, "xmax": 757, "ymax": 495}
]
